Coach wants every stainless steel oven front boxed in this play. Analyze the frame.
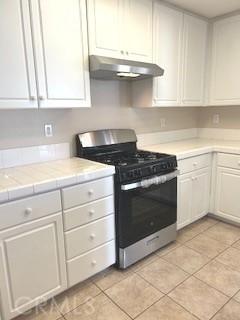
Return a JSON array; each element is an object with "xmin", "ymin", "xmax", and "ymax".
[{"xmin": 116, "ymin": 170, "xmax": 178, "ymax": 268}]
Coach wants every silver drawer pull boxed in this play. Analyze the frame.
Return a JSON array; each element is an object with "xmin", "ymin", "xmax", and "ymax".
[
  {"xmin": 25, "ymin": 207, "xmax": 33, "ymax": 215},
  {"xmin": 88, "ymin": 189, "xmax": 94, "ymax": 196},
  {"xmin": 90, "ymin": 233, "xmax": 96, "ymax": 240},
  {"xmin": 91, "ymin": 260, "xmax": 97, "ymax": 266},
  {"xmin": 89, "ymin": 209, "xmax": 95, "ymax": 215}
]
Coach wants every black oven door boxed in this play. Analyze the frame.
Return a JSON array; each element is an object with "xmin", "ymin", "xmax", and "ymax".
[{"xmin": 117, "ymin": 171, "xmax": 177, "ymax": 249}]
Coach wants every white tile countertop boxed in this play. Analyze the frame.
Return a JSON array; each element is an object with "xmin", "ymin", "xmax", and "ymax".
[
  {"xmin": 142, "ymin": 138, "xmax": 240, "ymax": 159},
  {"xmin": 0, "ymin": 158, "xmax": 115, "ymax": 203}
]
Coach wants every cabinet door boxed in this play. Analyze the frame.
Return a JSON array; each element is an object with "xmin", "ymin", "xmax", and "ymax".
[
  {"xmin": 31, "ymin": 0, "xmax": 90, "ymax": 108},
  {"xmin": 215, "ymin": 167, "xmax": 240, "ymax": 222},
  {"xmin": 192, "ymin": 167, "xmax": 211, "ymax": 222},
  {"xmin": 177, "ymin": 173, "xmax": 192, "ymax": 230},
  {"xmin": 210, "ymin": 15, "xmax": 240, "ymax": 105},
  {"xmin": 87, "ymin": 0, "xmax": 123, "ymax": 59},
  {"xmin": 153, "ymin": 3, "xmax": 183, "ymax": 106},
  {"xmin": 124, "ymin": 0, "xmax": 153, "ymax": 62},
  {"xmin": 182, "ymin": 14, "xmax": 208, "ymax": 106},
  {"xmin": 0, "ymin": 213, "xmax": 67, "ymax": 319},
  {"xmin": 0, "ymin": 0, "xmax": 38, "ymax": 109}
]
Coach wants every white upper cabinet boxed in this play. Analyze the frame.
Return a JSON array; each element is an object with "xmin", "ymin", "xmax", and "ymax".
[
  {"xmin": 0, "ymin": 0, "xmax": 90, "ymax": 109},
  {"xmin": 152, "ymin": 3, "xmax": 208, "ymax": 107},
  {"xmin": 124, "ymin": 0, "xmax": 153, "ymax": 62},
  {"xmin": 0, "ymin": 0, "xmax": 38, "ymax": 109},
  {"xmin": 31, "ymin": 0, "xmax": 91, "ymax": 108},
  {"xmin": 210, "ymin": 15, "xmax": 240, "ymax": 105},
  {"xmin": 87, "ymin": 0, "xmax": 123, "ymax": 58},
  {"xmin": 153, "ymin": 3, "xmax": 183, "ymax": 106},
  {"xmin": 87, "ymin": 0, "xmax": 153, "ymax": 63},
  {"xmin": 182, "ymin": 14, "xmax": 208, "ymax": 106}
]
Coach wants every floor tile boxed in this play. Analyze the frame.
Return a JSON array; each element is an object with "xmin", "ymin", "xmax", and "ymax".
[
  {"xmin": 185, "ymin": 233, "xmax": 229, "ymax": 258},
  {"xmin": 203, "ymin": 222, "xmax": 240, "ymax": 245},
  {"xmin": 15, "ymin": 301, "xmax": 62, "ymax": 320},
  {"xmin": 163, "ymin": 246, "xmax": 210, "ymax": 274},
  {"xmin": 212, "ymin": 299, "xmax": 240, "ymax": 320},
  {"xmin": 55, "ymin": 281, "xmax": 100, "ymax": 314},
  {"xmin": 216, "ymin": 247, "xmax": 240, "ymax": 272},
  {"xmin": 232, "ymin": 240, "xmax": 240, "ymax": 250},
  {"xmin": 137, "ymin": 258, "xmax": 189, "ymax": 293},
  {"xmin": 177, "ymin": 217, "xmax": 218, "ymax": 244},
  {"xmin": 105, "ymin": 273, "xmax": 163, "ymax": 318},
  {"xmin": 177, "ymin": 226, "xmax": 202, "ymax": 244},
  {"xmin": 191, "ymin": 217, "xmax": 219, "ymax": 232},
  {"xmin": 136, "ymin": 296, "xmax": 198, "ymax": 320},
  {"xmin": 234, "ymin": 290, "xmax": 240, "ymax": 303},
  {"xmin": 168, "ymin": 277, "xmax": 228, "ymax": 320},
  {"xmin": 64, "ymin": 293, "xmax": 131, "ymax": 320},
  {"xmin": 129, "ymin": 252, "xmax": 159, "ymax": 272},
  {"xmin": 156, "ymin": 241, "xmax": 180, "ymax": 257},
  {"xmin": 195, "ymin": 260, "xmax": 240, "ymax": 297},
  {"xmin": 92, "ymin": 267, "xmax": 133, "ymax": 291}
]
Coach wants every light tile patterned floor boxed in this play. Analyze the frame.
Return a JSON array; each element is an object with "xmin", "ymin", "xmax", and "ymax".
[{"xmin": 15, "ymin": 217, "xmax": 240, "ymax": 320}]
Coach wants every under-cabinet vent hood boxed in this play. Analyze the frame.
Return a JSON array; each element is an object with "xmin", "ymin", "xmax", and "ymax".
[{"xmin": 89, "ymin": 55, "xmax": 164, "ymax": 81}]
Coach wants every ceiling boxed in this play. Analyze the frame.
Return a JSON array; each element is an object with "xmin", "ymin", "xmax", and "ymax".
[{"xmin": 164, "ymin": 0, "xmax": 240, "ymax": 18}]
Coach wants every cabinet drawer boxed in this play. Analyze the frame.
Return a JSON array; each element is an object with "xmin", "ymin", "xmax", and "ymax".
[
  {"xmin": 65, "ymin": 215, "xmax": 115, "ymax": 259},
  {"xmin": 64, "ymin": 195, "xmax": 114, "ymax": 231},
  {"xmin": 62, "ymin": 176, "xmax": 114, "ymax": 210},
  {"xmin": 0, "ymin": 191, "xmax": 61, "ymax": 231},
  {"xmin": 218, "ymin": 153, "xmax": 240, "ymax": 170},
  {"xmin": 178, "ymin": 154, "xmax": 211, "ymax": 174},
  {"xmin": 67, "ymin": 240, "xmax": 116, "ymax": 287}
]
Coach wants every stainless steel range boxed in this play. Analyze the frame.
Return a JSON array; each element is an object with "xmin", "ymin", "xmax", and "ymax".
[{"xmin": 76, "ymin": 129, "xmax": 178, "ymax": 269}]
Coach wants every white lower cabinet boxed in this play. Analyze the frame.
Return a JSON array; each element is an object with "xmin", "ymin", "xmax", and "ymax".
[
  {"xmin": 178, "ymin": 165, "xmax": 211, "ymax": 229},
  {"xmin": 214, "ymin": 153, "xmax": 240, "ymax": 223},
  {"xmin": 177, "ymin": 172, "xmax": 192, "ymax": 229},
  {"xmin": 67, "ymin": 240, "xmax": 116, "ymax": 287},
  {"xmin": 0, "ymin": 213, "xmax": 67, "ymax": 320},
  {"xmin": 0, "ymin": 175, "xmax": 116, "ymax": 320},
  {"xmin": 62, "ymin": 177, "xmax": 116, "ymax": 289}
]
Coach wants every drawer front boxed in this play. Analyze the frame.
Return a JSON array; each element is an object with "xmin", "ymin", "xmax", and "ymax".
[
  {"xmin": 218, "ymin": 153, "xmax": 240, "ymax": 170},
  {"xmin": 65, "ymin": 215, "xmax": 115, "ymax": 259},
  {"xmin": 0, "ymin": 191, "xmax": 61, "ymax": 230},
  {"xmin": 67, "ymin": 240, "xmax": 116, "ymax": 287},
  {"xmin": 64, "ymin": 195, "xmax": 114, "ymax": 231},
  {"xmin": 62, "ymin": 176, "xmax": 114, "ymax": 210},
  {"xmin": 178, "ymin": 154, "xmax": 211, "ymax": 174}
]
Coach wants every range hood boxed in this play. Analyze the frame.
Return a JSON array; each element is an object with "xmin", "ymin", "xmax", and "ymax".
[{"xmin": 89, "ymin": 55, "xmax": 164, "ymax": 81}]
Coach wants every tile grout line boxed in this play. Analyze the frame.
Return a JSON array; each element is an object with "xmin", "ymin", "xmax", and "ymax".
[{"xmin": 103, "ymin": 290, "xmax": 150, "ymax": 320}]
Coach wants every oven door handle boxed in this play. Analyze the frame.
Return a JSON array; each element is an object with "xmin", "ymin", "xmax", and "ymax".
[{"xmin": 121, "ymin": 170, "xmax": 179, "ymax": 191}]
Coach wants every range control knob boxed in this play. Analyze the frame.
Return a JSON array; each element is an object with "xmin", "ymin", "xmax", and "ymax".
[
  {"xmin": 161, "ymin": 164, "xmax": 167, "ymax": 170},
  {"xmin": 152, "ymin": 166, "xmax": 158, "ymax": 173},
  {"xmin": 128, "ymin": 171, "xmax": 134, "ymax": 178}
]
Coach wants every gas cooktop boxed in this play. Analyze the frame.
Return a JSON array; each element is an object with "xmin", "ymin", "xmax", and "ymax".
[
  {"xmin": 87, "ymin": 149, "xmax": 170, "ymax": 167},
  {"xmin": 76, "ymin": 129, "xmax": 177, "ymax": 183}
]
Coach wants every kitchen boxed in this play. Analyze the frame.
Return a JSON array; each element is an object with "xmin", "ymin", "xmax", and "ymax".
[{"xmin": 1, "ymin": 0, "xmax": 240, "ymax": 319}]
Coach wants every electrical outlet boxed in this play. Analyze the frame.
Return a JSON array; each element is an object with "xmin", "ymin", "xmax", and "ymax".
[
  {"xmin": 160, "ymin": 118, "xmax": 166, "ymax": 128},
  {"xmin": 44, "ymin": 124, "xmax": 53, "ymax": 137},
  {"xmin": 213, "ymin": 114, "xmax": 220, "ymax": 125}
]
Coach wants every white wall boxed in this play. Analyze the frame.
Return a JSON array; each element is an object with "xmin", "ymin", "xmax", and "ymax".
[{"xmin": 0, "ymin": 80, "xmax": 198, "ymax": 155}]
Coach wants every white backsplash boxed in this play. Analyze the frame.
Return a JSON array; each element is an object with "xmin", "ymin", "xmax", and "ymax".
[
  {"xmin": 137, "ymin": 128, "xmax": 198, "ymax": 147},
  {"xmin": 0, "ymin": 143, "xmax": 70, "ymax": 169},
  {"xmin": 198, "ymin": 128, "xmax": 240, "ymax": 140}
]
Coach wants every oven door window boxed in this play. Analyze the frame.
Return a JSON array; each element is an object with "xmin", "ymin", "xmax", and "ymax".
[{"xmin": 118, "ymin": 178, "xmax": 177, "ymax": 248}]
